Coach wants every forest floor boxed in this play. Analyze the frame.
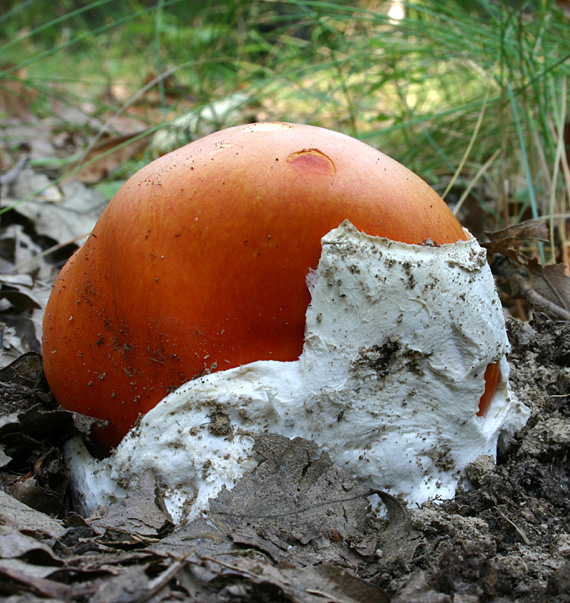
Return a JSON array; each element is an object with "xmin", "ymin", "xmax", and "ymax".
[{"xmin": 1, "ymin": 301, "xmax": 569, "ymax": 602}]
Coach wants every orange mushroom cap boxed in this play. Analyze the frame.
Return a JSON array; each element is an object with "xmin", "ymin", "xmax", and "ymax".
[{"xmin": 42, "ymin": 122, "xmax": 492, "ymax": 449}]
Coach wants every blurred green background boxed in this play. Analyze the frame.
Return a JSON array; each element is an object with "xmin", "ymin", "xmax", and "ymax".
[{"xmin": 1, "ymin": 0, "xmax": 569, "ymax": 258}]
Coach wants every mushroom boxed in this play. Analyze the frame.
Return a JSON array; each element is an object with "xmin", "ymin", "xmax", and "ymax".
[
  {"xmin": 44, "ymin": 121, "xmax": 469, "ymax": 449},
  {"xmin": 43, "ymin": 123, "xmax": 529, "ymax": 520}
]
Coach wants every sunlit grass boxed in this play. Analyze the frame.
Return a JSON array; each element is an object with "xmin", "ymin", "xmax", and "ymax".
[{"xmin": 0, "ymin": 0, "xmax": 568, "ymax": 259}]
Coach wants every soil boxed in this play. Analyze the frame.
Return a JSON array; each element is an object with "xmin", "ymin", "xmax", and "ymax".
[{"xmin": 0, "ymin": 313, "xmax": 569, "ymax": 602}]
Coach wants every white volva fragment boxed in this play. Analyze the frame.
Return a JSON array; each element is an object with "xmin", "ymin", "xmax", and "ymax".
[{"xmin": 66, "ymin": 221, "xmax": 529, "ymax": 523}]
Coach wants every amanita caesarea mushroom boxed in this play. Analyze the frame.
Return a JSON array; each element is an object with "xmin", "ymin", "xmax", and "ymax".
[{"xmin": 42, "ymin": 122, "xmax": 529, "ymax": 521}]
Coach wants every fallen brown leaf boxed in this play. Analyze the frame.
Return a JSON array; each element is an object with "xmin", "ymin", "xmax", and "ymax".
[
  {"xmin": 0, "ymin": 490, "xmax": 65, "ymax": 539},
  {"xmin": 69, "ymin": 130, "xmax": 152, "ymax": 184},
  {"xmin": 209, "ymin": 434, "xmax": 379, "ymax": 567},
  {"xmin": 486, "ymin": 219, "xmax": 570, "ymax": 320},
  {"xmin": 288, "ymin": 564, "xmax": 390, "ymax": 603},
  {"xmin": 528, "ymin": 262, "xmax": 570, "ymax": 313},
  {"xmin": 88, "ymin": 469, "xmax": 174, "ymax": 545},
  {"xmin": 485, "ymin": 218, "xmax": 549, "ymax": 265},
  {"xmin": 493, "ymin": 257, "xmax": 570, "ymax": 320},
  {"xmin": 0, "ymin": 66, "xmax": 35, "ymax": 121}
]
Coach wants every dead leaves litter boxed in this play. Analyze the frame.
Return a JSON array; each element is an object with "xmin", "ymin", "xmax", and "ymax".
[{"xmin": 485, "ymin": 218, "xmax": 570, "ymax": 320}]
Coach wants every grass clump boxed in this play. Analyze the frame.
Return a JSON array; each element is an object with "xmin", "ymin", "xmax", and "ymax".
[{"xmin": 0, "ymin": 0, "xmax": 568, "ymax": 260}]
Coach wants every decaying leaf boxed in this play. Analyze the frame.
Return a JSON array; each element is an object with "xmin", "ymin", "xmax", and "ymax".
[
  {"xmin": 285, "ymin": 563, "xmax": 390, "ymax": 603},
  {"xmin": 70, "ymin": 130, "xmax": 153, "ymax": 184},
  {"xmin": 493, "ymin": 256, "xmax": 570, "ymax": 320},
  {"xmin": 0, "ymin": 490, "xmax": 65, "ymax": 539},
  {"xmin": 485, "ymin": 218, "xmax": 549, "ymax": 265},
  {"xmin": 390, "ymin": 569, "xmax": 451, "ymax": 603},
  {"xmin": 88, "ymin": 469, "xmax": 174, "ymax": 545},
  {"xmin": 0, "ymin": 352, "xmax": 54, "ymax": 415},
  {"xmin": 0, "ymin": 354, "xmax": 75, "ymax": 514},
  {"xmin": 209, "ymin": 433, "xmax": 377, "ymax": 567},
  {"xmin": 3, "ymin": 170, "xmax": 106, "ymax": 247},
  {"xmin": 486, "ymin": 219, "xmax": 570, "ymax": 320},
  {"xmin": 528, "ymin": 263, "xmax": 570, "ymax": 313},
  {"xmin": 0, "ymin": 67, "xmax": 35, "ymax": 121},
  {"xmin": 375, "ymin": 490, "xmax": 425, "ymax": 563}
]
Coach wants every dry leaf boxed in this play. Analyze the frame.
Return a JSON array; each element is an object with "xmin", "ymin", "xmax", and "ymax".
[
  {"xmin": 485, "ymin": 218, "xmax": 549, "ymax": 265},
  {"xmin": 0, "ymin": 273, "xmax": 45, "ymax": 367},
  {"xmin": 4, "ymin": 173, "xmax": 107, "ymax": 248},
  {"xmin": 0, "ymin": 563, "xmax": 72, "ymax": 600},
  {"xmin": 0, "ymin": 491, "xmax": 65, "ymax": 539},
  {"xmin": 493, "ymin": 257, "xmax": 570, "ymax": 320},
  {"xmin": 286, "ymin": 564, "xmax": 390, "ymax": 603},
  {"xmin": 0, "ymin": 66, "xmax": 35, "ymax": 121},
  {"xmin": 209, "ymin": 434, "xmax": 377, "ymax": 567},
  {"xmin": 88, "ymin": 469, "xmax": 174, "ymax": 544},
  {"xmin": 140, "ymin": 71, "xmax": 185, "ymax": 106},
  {"xmin": 89, "ymin": 566, "xmax": 152, "ymax": 603},
  {"xmin": 485, "ymin": 219, "xmax": 570, "ymax": 319},
  {"xmin": 528, "ymin": 262, "xmax": 570, "ymax": 314},
  {"xmin": 151, "ymin": 92, "xmax": 250, "ymax": 154},
  {"xmin": 71, "ymin": 130, "xmax": 152, "ymax": 184}
]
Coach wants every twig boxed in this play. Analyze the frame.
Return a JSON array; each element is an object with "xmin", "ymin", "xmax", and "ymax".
[
  {"xmin": 508, "ymin": 271, "xmax": 570, "ymax": 320},
  {"xmin": 141, "ymin": 556, "xmax": 188, "ymax": 602},
  {"xmin": 495, "ymin": 507, "xmax": 531, "ymax": 545},
  {"xmin": 493, "ymin": 257, "xmax": 570, "ymax": 320}
]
